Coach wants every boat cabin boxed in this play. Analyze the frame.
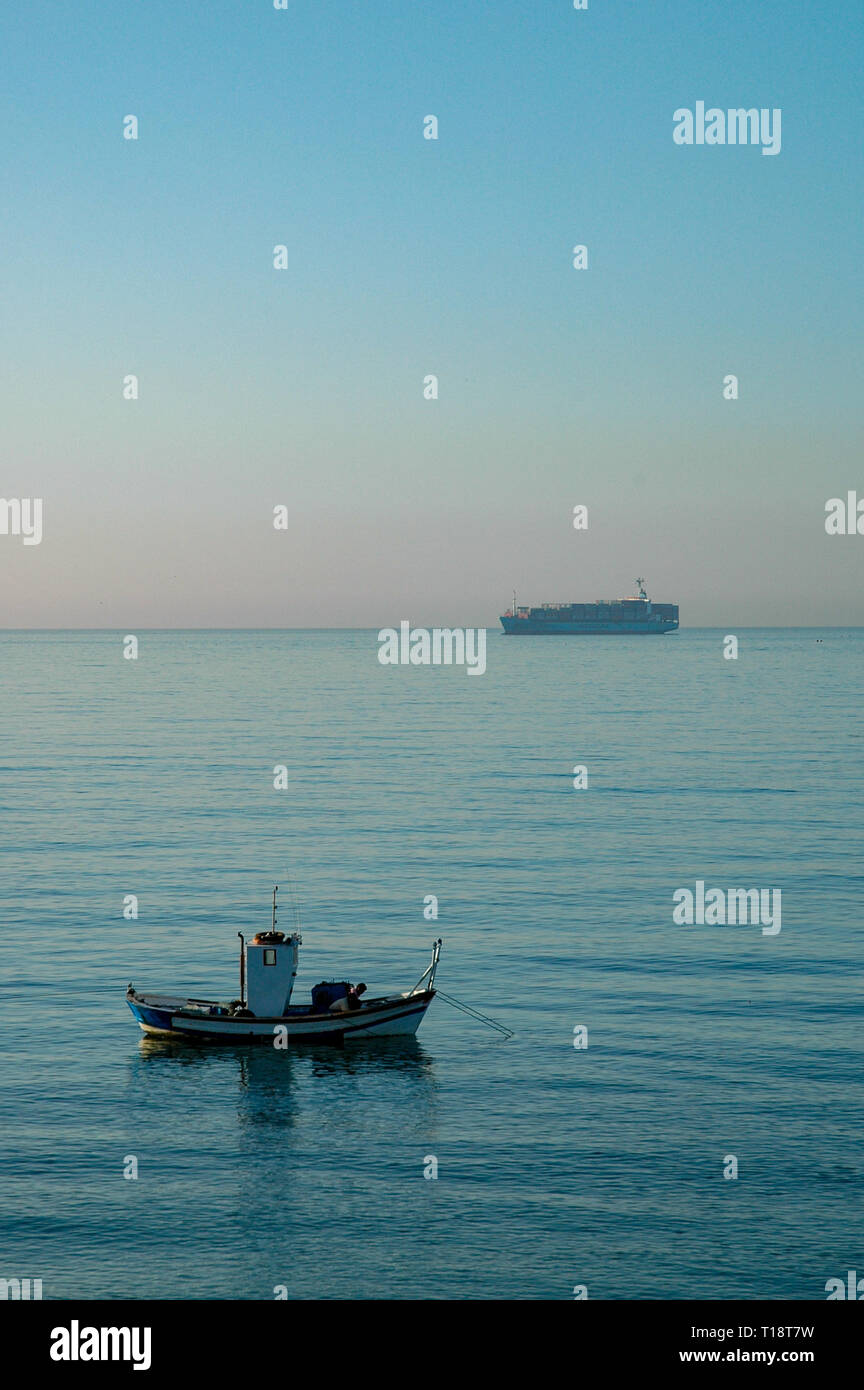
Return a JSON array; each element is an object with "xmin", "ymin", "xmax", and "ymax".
[{"xmin": 244, "ymin": 931, "xmax": 301, "ymax": 1016}]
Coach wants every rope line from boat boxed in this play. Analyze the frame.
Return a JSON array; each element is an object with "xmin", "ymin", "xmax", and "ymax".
[{"xmin": 434, "ymin": 989, "xmax": 514, "ymax": 1039}]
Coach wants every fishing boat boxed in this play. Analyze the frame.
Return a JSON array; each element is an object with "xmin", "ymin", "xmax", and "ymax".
[{"xmin": 125, "ymin": 889, "xmax": 442, "ymax": 1043}]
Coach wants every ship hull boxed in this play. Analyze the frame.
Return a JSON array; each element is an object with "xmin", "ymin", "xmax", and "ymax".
[{"xmin": 500, "ymin": 617, "xmax": 678, "ymax": 635}]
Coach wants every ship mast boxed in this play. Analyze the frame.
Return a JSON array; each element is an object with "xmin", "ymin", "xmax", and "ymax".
[{"xmin": 635, "ymin": 576, "xmax": 647, "ymax": 599}]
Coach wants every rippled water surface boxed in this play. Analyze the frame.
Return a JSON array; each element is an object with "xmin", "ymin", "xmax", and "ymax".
[{"xmin": 1, "ymin": 629, "xmax": 861, "ymax": 1299}]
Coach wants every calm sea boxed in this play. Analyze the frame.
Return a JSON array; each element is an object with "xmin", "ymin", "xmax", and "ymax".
[{"xmin": 1, "ymin": 629, "xmax": 862, "ymax": 1300}]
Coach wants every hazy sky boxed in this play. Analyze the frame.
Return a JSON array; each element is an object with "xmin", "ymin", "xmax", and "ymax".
[{"xmin": 1, "ymin": 0, "xmax": 862, "ymax": 626}]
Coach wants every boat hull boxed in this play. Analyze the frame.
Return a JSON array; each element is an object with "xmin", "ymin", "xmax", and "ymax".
[
  {"xmin": 126, "ymin": 990, "xmax": 434, "ymax": 1042},
  {"xmin": 500, "ymin": 616, "xmax": 678, "ymax": 635}
]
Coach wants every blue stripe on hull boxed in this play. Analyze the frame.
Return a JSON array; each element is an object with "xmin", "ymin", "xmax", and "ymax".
[{"xmin": 127, "ymin": 1000, "xmax": 175, "ymax": 1031}]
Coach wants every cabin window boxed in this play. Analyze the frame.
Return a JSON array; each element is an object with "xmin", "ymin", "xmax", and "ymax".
[{"xmin": 264, "ymin": 949, "xmax": 277, "ymax": 966}]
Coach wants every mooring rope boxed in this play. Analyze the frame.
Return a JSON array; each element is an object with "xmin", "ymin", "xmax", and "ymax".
[{"xmin": 435, "ymin": 989, "xmax": 514, "ymax": 1039}]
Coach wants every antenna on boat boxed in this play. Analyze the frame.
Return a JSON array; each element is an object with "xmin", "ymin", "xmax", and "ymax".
[
  {"xmin": 513, "ymin": 588, "xmax": 517, "ymax": 615},
  {"xmin": 272, "ymin": 885, "xmax": 278, "ymax": 932},
  {"xmin": 636, "ymin": 576, "xmax": 647, "ymax": 599},
  {"xmin": 282, "ymin": 872, "xmax": 303, "ymax": 935}
]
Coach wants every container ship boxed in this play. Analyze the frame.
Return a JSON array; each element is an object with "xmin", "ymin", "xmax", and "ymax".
[{"xmin": 500, "ymin": 579, "xmax": 679, "ymax": 635}]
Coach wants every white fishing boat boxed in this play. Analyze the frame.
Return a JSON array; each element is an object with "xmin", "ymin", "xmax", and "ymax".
[{"xmin": 126, "ymin": 889, "xmax": 442, "ymax": 1043}]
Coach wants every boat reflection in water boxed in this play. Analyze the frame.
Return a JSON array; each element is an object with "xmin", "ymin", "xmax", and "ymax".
[{"xmin": 131, "ymin": 1034, "xmax": 439, "ymax": 1131}]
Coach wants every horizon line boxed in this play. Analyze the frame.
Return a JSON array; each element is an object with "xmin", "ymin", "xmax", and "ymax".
[{"xmin": 2, "ymin": 625, "xmax": 863, "ymax": 634}]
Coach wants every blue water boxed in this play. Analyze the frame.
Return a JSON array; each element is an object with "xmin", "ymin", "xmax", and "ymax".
[{"xmin": 1, "ymin": 629, "xmax": 862, "ymax": 1299}]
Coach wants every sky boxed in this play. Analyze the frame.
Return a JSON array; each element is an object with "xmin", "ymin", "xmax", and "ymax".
[{"xmin": 1, "ymin": 0, "xmax": 862, "ymax": 626}]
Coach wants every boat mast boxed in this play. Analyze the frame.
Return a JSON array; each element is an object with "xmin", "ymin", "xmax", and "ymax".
[
  {"xmin": 636, "ymin": 576, "xmax": 647, "ymax": 599},
  {"xmin": 272, "ymin": 884, "xmax": 278, "ymax": 932}
]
